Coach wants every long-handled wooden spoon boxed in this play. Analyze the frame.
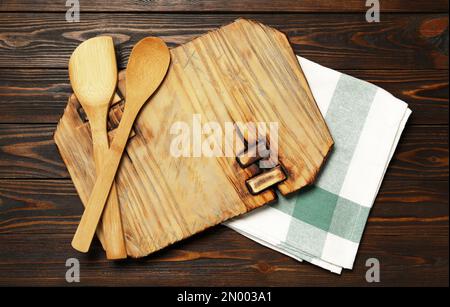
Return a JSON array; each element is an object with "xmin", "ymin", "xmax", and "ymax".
[
  {"xmin": 68, "ymin": 36, "xmax": 127, "ymax": 259},
  {"xmin": 71, "ymin": 37, "xmax": 171, "ymax": 253}
]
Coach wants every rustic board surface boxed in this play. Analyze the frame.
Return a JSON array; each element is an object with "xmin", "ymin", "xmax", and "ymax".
[
  {"xmin": 0, "ymin": 1, "xmax": 448, "ymax": 286},
  {"xmin": 53, "ymin": 19, "xmax": 333, "ymax": 258}
]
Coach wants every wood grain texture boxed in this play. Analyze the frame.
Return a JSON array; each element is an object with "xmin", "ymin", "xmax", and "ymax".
[
  {"xmin": 1, "ymin": 179, "xmax": 447, "ymax": 235},
  {"xmin": 56, "ymin": 95, "xmax": 275, "ymax": 258},
  {"xmin": 1, "ymin": 0, "xmax": 448, "ymax": 13},
  {"xmin": 55, "ymin": 19, "xmax": 333, "ymax": 257},
  {"xmin": 0, "ymin": 4, "xmax": 448, "ymax": 286},
  {"xmin": 0, "ymin": 224, "xmax": 447, "ymax": 286},
  {"xmin": 388, "ymin": 124, "xmax": 448, "ymax": 181},
  {"xmin": 0, "ymin": 124, "xmax": 68, "ymax": 178},
  {"xmin": 1, "ymin": 178, "xmax": 447, "ymax": 286},
  {"xmin": 0, "ymin": 14, "xmax": 447, "ymax": 70},
  {"xmin": 1, "ymin": 124, "xmax": 446, "ymax": 180},
  {"xmin": 1, "ymin": 69, "xmax": 447, "ymax": 125}
]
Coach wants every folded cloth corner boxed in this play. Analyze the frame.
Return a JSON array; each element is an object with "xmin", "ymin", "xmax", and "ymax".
[{"xmin": 224, "ymin": 56, "xmax": 412, "ymax": 274}]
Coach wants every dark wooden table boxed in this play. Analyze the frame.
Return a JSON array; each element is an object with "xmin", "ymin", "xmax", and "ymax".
[{"xmin": 0, "ymin": 1, "xmax": 448, "ymax": 287}]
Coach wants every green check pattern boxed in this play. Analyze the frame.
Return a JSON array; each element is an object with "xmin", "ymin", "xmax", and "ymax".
[
  {"xmin": 276, "ymin": 73, "xmax": 377, "ymax": 242},
  {"xmin": 270, "ymin": 73, "xmax": 377, "ymax": 270},
  {"xmin": 225, "ymin": 56, "xmax": 411, "ymax": 273}
]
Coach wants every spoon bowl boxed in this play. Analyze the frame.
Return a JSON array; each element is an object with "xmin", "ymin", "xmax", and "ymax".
[
  {"xmin": 69, "ymin": 36, "xmax": 127, "ymax": 259},
  {"xmin": 69, "ymin": 36, "xmax": 117, "ymax": 117}
]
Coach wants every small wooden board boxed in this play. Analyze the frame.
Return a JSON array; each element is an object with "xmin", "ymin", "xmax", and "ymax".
[{"xmin": 54, "ymin": 19, "xmax": 333, "ymax": 257}]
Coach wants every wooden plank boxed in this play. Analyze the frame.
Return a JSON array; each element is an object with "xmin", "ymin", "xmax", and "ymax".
[
  {"xmin": 0, "ymin": 0, "xmax": 448, "ymax": 13},
  {"xmin": 1, "ymin": 124, "xmax": 447, "ymax": 180},
  {"xmin": 0, "ymin": 224, "xmax": 447, "ymax": 286},
  {"xmin": 0, "ymin": 124, "xmax": 68, "ymax": 178},
  {"xmin": 0, "ymin": 13, "xmax": 447, "ymax": 70},
  {"xmin": 1, "ymin": 69, "xmax": 447, "ymax": 125},
  {"xmin": 0, "ymin": 179, "xmax": 447, "ymax": 235},
  {"xmin": 0, "ymin": 69, "xmax": 69, "ymax": 123},
  {"xmin": 386, "ymin": 124, "xmax": 449, "ymax": 181}
]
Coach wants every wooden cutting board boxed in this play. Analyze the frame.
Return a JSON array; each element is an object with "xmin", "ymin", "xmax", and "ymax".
[{"xmin": 54, "ymin": 19, "xmax": 334, "ymax": 258}]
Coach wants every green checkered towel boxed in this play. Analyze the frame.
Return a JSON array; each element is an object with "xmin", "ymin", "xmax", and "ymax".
[{"xmin": 225, "ymin": 56, "xmax": 411, "ymax": 274}]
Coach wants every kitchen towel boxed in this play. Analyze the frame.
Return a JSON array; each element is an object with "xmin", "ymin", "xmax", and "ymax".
[{"xmin": 225, "ymin": 56, "xmax": 412, "ymax": 274}]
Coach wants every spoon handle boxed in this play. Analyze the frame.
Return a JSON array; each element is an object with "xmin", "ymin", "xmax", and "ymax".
[
  {"xmin": 72, "ymin": 108, "xmax": 137, "ymax": 253},
  {"xmin": 91, "ymin": 125, "xmax": 127, "ymax": 259}
]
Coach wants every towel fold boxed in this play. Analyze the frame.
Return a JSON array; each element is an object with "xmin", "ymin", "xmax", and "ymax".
[{"xmin": 225, "ymin": 56, "xmax": 412, "ymax": 274}]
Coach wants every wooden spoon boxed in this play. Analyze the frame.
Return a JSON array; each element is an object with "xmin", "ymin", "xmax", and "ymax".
[
  {"xmin": 68, "ymin": 36, "xmax": 127, "ymax": 259},
  {"xmin": 71, "ymin": 37, "xmax": 171, "ymax": 253}
]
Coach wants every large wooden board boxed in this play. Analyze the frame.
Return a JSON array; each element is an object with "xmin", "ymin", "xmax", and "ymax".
[{"xmin": 54, "ymin": 19, "xmax": 333, "ymax": 257}]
